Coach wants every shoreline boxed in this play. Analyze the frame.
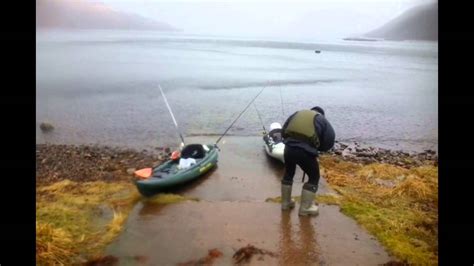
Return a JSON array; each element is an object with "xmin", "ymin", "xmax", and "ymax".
[
  {"xmin": 36, "ymin": 133, "xmax": 437, "ymax": 154},
  {"xmin": 36, "ymin": 144, "xmax": 166, "ymax": 185},
  {"xmin": 36, "ymin": 141, "xmax": 437, "ymax": 185}
]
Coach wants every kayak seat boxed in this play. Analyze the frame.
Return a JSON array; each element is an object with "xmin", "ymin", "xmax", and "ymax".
[
  {"xmin": 181, "ymin": 144, "xmax": 206, "ymax": 159},
  {"xmin": 269, "ymin": 128, "xmax": 283, "ymax": 143}
]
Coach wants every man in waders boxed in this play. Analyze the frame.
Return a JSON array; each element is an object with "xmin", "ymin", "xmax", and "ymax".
[{"xmin": 280, "ymin": 106, "xmax": 335, "ymax": 216}]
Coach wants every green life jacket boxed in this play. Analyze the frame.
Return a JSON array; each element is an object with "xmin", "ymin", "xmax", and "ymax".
[{"xmin": 283, "ymin": 110, "xmax": 320, "ymax": 148}]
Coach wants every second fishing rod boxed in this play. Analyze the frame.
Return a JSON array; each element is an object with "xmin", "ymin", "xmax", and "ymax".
[{"xmin": 159, "ymin": 83, "xmax": 267, "ymax": 151}]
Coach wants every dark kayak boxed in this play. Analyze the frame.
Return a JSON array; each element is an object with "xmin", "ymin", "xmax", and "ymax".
[{"xmin": 134, "ymin": 144, "xmax": 219, "ymax": 197}]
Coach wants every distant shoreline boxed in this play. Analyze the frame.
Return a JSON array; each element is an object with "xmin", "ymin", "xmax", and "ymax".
[{"xmin": 343, "ymin": 37, "xmax": 378, "ymax": 42}]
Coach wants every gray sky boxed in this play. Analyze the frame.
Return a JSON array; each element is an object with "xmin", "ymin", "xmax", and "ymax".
[{"xmin": 98, "ymin": 0, "xmax": 435, "ymax": 39}]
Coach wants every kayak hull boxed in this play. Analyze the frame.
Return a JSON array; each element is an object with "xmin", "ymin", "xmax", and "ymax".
[
  {"xmin": 264, "ymin": 134, "xmax": 285, "ymax": 163},
  {"xmin": 134, "ymin": 144, "xmax": 219, "ymax": 197}
]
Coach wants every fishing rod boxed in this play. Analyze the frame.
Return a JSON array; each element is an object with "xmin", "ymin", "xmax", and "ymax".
[
  {"xmin": 253, "ymin": 102, "xmax": 267, "ymax": 133},
  {"xmin": 253, "ymin": 80, "xmax": 285, "ymax": 135},
  {"xmin": 215, "ymin": 86, "xmax": 266, "ymax": 146},
  {"xmin": 159, "ymin": 84, "xmax": 186, "ymax": 147}
]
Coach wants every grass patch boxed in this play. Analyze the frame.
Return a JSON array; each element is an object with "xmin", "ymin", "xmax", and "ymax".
[
  {"xmin": 36, "ymin": 180, "xmax": 140, "ymax": 265},
  {"xmin": 316, "ymin": 194, "xmax": 342, "ymax": 205},
  {"xmin": 265, "ymin": 196, "xmax": 284, "ymax": 203},
  {"xmin": 265, "ymin": 194, "xmax": 340, "ymax": 205},
  {"xmin": 319, "ymin": 155, "xmax": 438, "ymax": 265},
  {"xmin": 142, "ymin": 193, "xmax": 200, "ymax": 204},
  {"xmin": 36, "ymin": 179, "xmax": 202, "ymax": 265}
]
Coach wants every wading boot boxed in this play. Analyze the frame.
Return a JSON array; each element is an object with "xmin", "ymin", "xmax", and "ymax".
[
  {"xmin": 298, "ymin": 188, "xmax": 319, "ymax": 216},
  {"xmin": 281, "ymin": 184, "xmax": 295, "ymax": 210}
]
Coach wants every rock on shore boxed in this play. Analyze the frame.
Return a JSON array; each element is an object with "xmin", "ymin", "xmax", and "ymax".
[
  {"xmin": 326, "ymin": 141, "xmax": 437, "ymax": 168},
  {"xmin": 36, "ymin": 144, "xmax": 167, "ymax": 185},
  {"xmin": 39, "ymin": 122, "xmax": 54, "ymax": 132}
]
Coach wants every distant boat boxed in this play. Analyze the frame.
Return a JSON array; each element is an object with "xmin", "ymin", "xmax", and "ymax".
[{"xmin": 315, "ymin": 50, "xmax": 321, "ymax": 53}]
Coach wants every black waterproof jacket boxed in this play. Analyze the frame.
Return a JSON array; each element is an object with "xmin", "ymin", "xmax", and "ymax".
[{"xmin": 282, "ymin": 111, "xmax": 336, "ymax": 156}]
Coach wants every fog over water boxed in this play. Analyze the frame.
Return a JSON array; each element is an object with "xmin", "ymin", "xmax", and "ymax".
[
  {"xmin": 97, "ymin": 0, "xmax": 435, "ymax": 40},
  {"xmin": 36, "ymin": 29, "xmax": 437, "ymax": 152}
]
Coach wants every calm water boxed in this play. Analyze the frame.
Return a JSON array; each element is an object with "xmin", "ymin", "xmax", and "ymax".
[{"xmin": 36, "ymin": 30, "xmax": 438, "ymax": 152}]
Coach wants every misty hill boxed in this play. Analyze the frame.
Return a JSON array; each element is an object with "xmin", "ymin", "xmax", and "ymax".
[
  {"xmin": 364, "ymin": 2, "xmax": 437, "ymax": 41},
  {"xmin": 36, "ymin": 0, "xmax": 178, "ymax": 31}
]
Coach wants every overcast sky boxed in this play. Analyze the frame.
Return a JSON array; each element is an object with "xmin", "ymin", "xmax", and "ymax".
[{"xmin": 98, "ymin": 0, "xmax": 435, "ymax": 40}]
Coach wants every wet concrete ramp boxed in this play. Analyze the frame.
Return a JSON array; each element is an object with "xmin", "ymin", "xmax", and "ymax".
[{"xmin": 105, "ymin": 136, "xmax": 393, "ymax": 265}]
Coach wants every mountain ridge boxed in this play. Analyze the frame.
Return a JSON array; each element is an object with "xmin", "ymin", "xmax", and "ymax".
[
  {"xmin": 363, "ymin": 2, "xmax": 438, "ymax": 41},
  {"xmin": 36, "ymin": 0, "xmax": 178, "ymax": 31}
]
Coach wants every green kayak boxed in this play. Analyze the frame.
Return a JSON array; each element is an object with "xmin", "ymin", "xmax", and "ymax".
[{"xmin": 134, "ymin": 144, "xmax": 219, "ymax": 197}]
